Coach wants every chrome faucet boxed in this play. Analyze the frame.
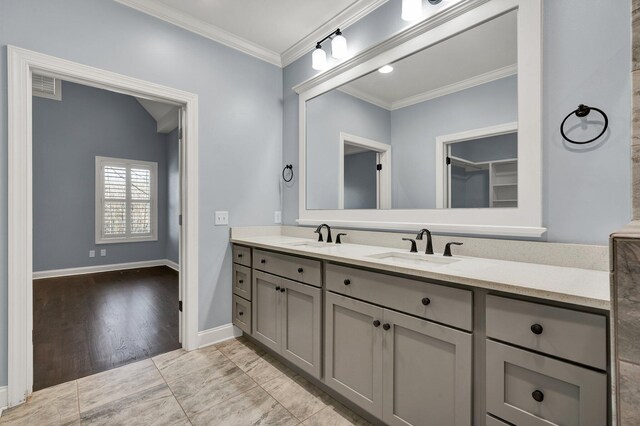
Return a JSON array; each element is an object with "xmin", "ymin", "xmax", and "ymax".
[
  {"xmin": 416, "ymin": 228, "xmax": 434, "ymax": 255},
  {"xmin": 315, "ymin": 224, "xmax": 332, "ymax": 243}
]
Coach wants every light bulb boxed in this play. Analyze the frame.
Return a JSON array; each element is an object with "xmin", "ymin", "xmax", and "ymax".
[
  {"xmin": 331, "ymin": 33, "xmax": 348, "ymax": 59},
  {"xmin": 312, "ymin": 46, "xmax": 327, "ymax": 70},
  {"xmin": 378, "ymin": 65, "xmax": 394, "ymax": 74},
  {"xmin": 402, "ymin": 0, "xmax": 422, "ymax": 21}
]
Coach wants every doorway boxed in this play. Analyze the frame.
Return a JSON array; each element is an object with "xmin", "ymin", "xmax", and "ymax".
[{"xmin": 7, "ymin": 46, "xmax": 199, "ymax": 407}]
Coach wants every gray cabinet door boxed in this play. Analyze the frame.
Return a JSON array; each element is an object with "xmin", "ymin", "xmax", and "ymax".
[
  {"xmin": 281, "ymin": 278, "xmax": 322, "ymax": 378},
  {"xmin": 325, "ymin": 292, "xmax": 384, "ymax": 418},
  {"xmin": 252, "ymin": 270, "xmax": 281, "ymax": 352},
  {"xmin": 232, "ymin": 264, "xmax": 252, "ymax": 301},
  {"xmin": 382, "ymin": 309, "xmax": 472, "ymax": 426},
  {"xmin": 486, "ymin": 340, "xmax": 607, "ymax": 426}
]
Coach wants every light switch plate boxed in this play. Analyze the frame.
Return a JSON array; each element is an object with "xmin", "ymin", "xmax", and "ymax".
[
  {"xmin": 274, "ymin": 211, "xmax": 282, "ymax": 224},
  {"xmin": 215, "ymin": 211, "xmax": 229, "ymax": 225},
  {"xmin": 100, "ymin": 249, "xmax": 107, "ymax": 257},
  {"xmin": 89, "ymin": 250, "xmax": 95, "ymax": 258}
]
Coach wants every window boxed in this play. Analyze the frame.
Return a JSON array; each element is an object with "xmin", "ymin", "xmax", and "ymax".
[{"xmin": 95, "ymin": 156, "xmax": 158, "ymax": 244}]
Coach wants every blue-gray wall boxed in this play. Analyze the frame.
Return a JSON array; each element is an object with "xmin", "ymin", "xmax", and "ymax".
[
  {"xmin": 32, "ymin": 81, "xmax": 174, "ymax": 271},
  {"xmin": 391, "ymin": 75, "xmax": 517, "ymax": 209},
  {"xmin": 166, "ymin": 128, "xmax": 180, "ymax": 264},
  {"xmin": 306, "ymin": 89, "xmax": 390, "ymax": 209},
  {"xmin": 0, "ymin": 0, "xmax": 283, "ymax": 385},
  {"xmin": 283, "ymin": 0, "xmax": 632, "ymax": 245},
  {"xmin": 344, "ymin": 151, "xmax": 378, "ymax": 209},
  {"xmin": 451, "ymin": 132, "xmax": 518, "ymax": 163}
]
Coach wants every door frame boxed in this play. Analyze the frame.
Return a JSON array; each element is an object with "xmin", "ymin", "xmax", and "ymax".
[
  {"xmin": 7, "ymin": 45, "xmax": 200, "ymax": 407},
  {"xmin": 338, "ymin": 132, "xmax": 391, "ymax": 209}
]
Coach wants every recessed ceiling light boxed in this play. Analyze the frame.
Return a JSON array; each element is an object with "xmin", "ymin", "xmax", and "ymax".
[{"xmin": 378, "ymin": 65, "xmax": 394, "ymax": 74}]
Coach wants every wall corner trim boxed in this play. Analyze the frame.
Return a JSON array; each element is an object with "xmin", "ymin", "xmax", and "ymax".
[
  {"xmin": 198, "ymin": 324, "xmax": 242, "ymax": 349},
  {"xmin": 0, "ymin": 386, "xmax": 7, "ymax": 414}
]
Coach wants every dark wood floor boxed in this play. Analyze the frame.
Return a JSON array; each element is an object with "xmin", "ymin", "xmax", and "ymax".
[{"xmin": 33, "ymin": 266, "xmax": 180, "ymax": 391}]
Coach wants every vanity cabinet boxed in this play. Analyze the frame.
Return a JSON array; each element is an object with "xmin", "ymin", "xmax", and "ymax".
[
  {"xmin": 232, "ymin": 245, "xmax": 253, "ymax": 333},
  {"xmin": 252, "ymin": 270, "xmax": 322, "ymax": 378},
  {"xmin": 325, "ymin": 292, "xmax": 472, "ymax": 425}
]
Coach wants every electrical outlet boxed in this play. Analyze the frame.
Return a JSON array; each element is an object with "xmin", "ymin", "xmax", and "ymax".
[
  {"xmin": 100, "ymin": 249, "xmax": 107, "ymax": 257},
  {"xmin": 215, "ymin": 211, "xmax": 229, "ymax": 225},
  {"xmin": 89, "ymin": 250, "xmax": 95, "ymax": 258},
  {"xmin": 274, "ymin": 211, "xmax": 282, "ymax": 224}
]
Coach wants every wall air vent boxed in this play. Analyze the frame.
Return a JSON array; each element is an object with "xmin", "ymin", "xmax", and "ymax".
[{"xmin": 32, "ymin": 74, "xmax": 62, "ymax": 101}]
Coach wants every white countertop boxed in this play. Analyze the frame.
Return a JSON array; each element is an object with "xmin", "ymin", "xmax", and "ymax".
[{"xmin": 231, "ymin": 235, "xmax": 610, "ymax": 310}]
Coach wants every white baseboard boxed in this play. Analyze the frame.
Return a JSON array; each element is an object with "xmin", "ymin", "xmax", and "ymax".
[
  {"xmin": 165, "ymin": 259, "xmax": 179, "ymax": 272},
  {"xmin": 0, "ymin": 386, "xmax": 7, "ymax": 414},
  {"xmin": 198, "ymin": 323, "xmax": 242, "ymax": 349},
  {"xmin": 33, "ymin": 259, "xmax": 180, "ymax": 280}
]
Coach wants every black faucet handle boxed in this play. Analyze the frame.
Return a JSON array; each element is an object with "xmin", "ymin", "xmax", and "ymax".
[
  {"xmin": 402, "ymin": 238, "xmax": 418, "ymax": 253},
  {"xmin": 336, "ymin": 233, "xmax": 347, "ymax": 244},
  {"xmin": 314, "ymin": 228, "xmax": 323, "ymax": 242},
  {"xmin": 443, "ymin": 242, "xmax": 463, "ymax": 257}
]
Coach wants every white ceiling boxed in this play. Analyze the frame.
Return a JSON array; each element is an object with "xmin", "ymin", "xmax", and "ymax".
[
  {"xmin": 115, "ymin": 0, "xmax": 388, "ymax": 66},
  {"xmin": 339, "ymin": 10, "xmax": 518, "ymax": 110}
]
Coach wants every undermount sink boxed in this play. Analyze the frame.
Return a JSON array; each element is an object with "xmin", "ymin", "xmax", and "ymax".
[
  {"xmin": 367, "ymin": 251, "xmax": 460, "ymax": 266},
  {"xmin": 285, "ymin": 241, "xmax": 333, "ymax": 249}
]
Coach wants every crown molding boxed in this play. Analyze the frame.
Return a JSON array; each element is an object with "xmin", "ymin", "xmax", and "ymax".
[
  {"xmin": 338, "ymin": 86, "xmax": 391, "ymax": 110},
  {"xmin": 337, "ymin": 63, "xmax": 516, "ymax": 112},
  {"xmin": 280, "ymin": 0, "xmax": 390, "ymax": 67},
  {"xmin": 114, "ymin": 0, "xmax": 282, "ymax": 66},
  {"xmin": 390, "ymin": 64, "xmax": 517, "ymax": 110}
]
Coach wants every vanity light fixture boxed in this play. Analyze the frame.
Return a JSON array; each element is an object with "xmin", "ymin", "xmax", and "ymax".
[
  {"xmin": 378, "ymin": 65, "xmax": 394, "ymax": 74},
  {"xmin": 402, "ymin": 0, "xmax": 443, "ymax": 21},
  {"xmin": 311, "ymin": 28, "xmax": 348, "ymax": 70}
]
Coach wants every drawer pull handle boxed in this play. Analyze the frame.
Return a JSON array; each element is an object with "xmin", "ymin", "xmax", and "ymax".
[
  {"xmin": 238, "ymin": 254, "xmax": 243, "ymax": 258},
  {"xmin": 238, "ymin": 280, "xmax": 244, "ymax": 284},
  {"xmin": 238, "ymin": 312, "xmax": 244, "ymax": 316},
  {"xmin": 421, "ymin": 297, "xmax": 431, "ymax": 306},
  {"xmin": 298, "ymin": 267, "xmax": 304, "ymax": 273},
  {"xmin": 382, "ymin": 323, "xmax": 391, "ymax": 331},
  {"xmin": 344, "ymin": 279, "xmax": 351, "ymax": 285},
  {"xmin": 530, "ymin": 323, "xmax": 544, "ymax": 335},
  {"xmin": 373, "ymin": 320, "xmax": 381, "ymax": 327},
  {"xmin": 532, "ymin": 390, "xmax": 544, "ymax": 402},
  {"xmin": 261, "ymin": 259, "xmax": 266, "ymax": 264},
  {"xmin": 275, "ymin": 286, "xmax": 281, "ymax": 291},
  {"xmin": 280, "ymin": 288, "xmax": 286, "ymax": 293}
]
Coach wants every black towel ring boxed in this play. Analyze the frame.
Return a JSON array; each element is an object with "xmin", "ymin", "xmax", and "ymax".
[
  {"xmin": 560, "ymin": 104, "xmax": 608, "ymax": 145},
  {"xmin": 282, "ymin": 164, "xmax": 294, "ymax": 182}
]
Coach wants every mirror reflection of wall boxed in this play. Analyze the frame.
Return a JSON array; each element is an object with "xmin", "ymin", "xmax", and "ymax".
[
  {"xmin": 344, "ymin": 146, "xmax": 377, "ymax": 209},
  {"xmin": 305, "ymin": 10, "xmax": 518, "ymax": 211}
]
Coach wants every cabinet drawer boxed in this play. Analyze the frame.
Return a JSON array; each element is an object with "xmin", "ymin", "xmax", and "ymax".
[
  {"xmin": 233, "ymin": 264, "xmax": 252, "ymax": 300},
  {"xmin": 326, "ymin": 263, "xmax": 472, "ymax": 331},
  {"xmin": 233, "ymin": 245, "xmax": 252, "ymax": 267},
  {"xmin": 486, "ymin": 295, "xmax": 607, "ymax": 370},
  {"xmin": 486, "ymin": 340, "xmax": 606, "ymax": 426},
  {"xmin": 253, "ymin": 249, "xmax": 322, "ymax": 287},
  {"xmin": 485, "ymin": 415, "xmax": 510, "ymax": 426},
  {"xmin": 232, "ymin": 295, "xmax": 251, "ymax": 335}
]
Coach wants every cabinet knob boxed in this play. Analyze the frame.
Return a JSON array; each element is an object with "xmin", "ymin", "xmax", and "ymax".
[
  {"xmin": 280, "ymin": 288, "xmax": 285, "ymax": 293},
  {"xmin": 238, "ymin": 312, "xmax": 244, "ymax": 316},
  {"xmin": 275, "ymin": 286, "xmax": 281, "ymax": 291},
  {"xmin": 531, "ymin": 323, "xmax": 543, "ymax": 335},
  {"xmin": 382, "ymin": 323, "xmax": 391, "ymax": 331},
  {"xmin": 421, "ymin": 297, "xmax": 431, "ymax": 306},
  {"xmin": 532, "ymin": 390, "xmax": 544, "ymax": 402},
  {"xmin": 261, "ymin": 259, "xmax": 266, "ymax": 264},
  {"xmin": 373, "ymin": 320, "xmax": 381, "ymax": 327},
  {"xmin": 238, "ymin": 253, "xmax": 243, "ymax": 258},
  {"xmin": 238, "ymin": 280, "xmax": 244, "ymax": 284},
  {"xmin": 298, "ymin": 267, "xmax": 304, "ymax": 273},
  {"xmin": 344, "ymin": 279, "xmax": 351, "ymax": 285}
]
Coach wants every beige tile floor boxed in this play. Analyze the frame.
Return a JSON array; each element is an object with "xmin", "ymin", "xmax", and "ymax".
[{"xmin": 0, "ymin": 337, "xmax": 372, "ymax": 426}]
